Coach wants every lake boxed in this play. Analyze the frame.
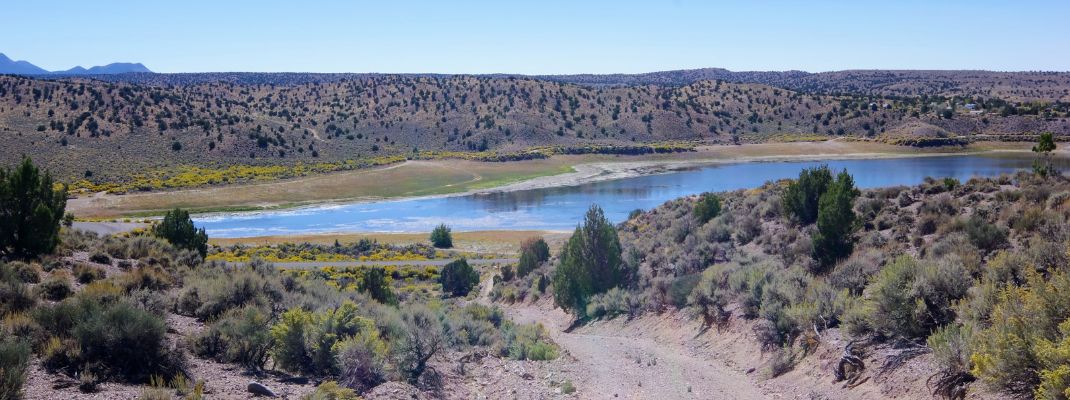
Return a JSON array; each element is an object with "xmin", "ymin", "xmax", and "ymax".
[{"xmin": 195, "ymin": 153, "xmax": 1063, "ymax": 237}]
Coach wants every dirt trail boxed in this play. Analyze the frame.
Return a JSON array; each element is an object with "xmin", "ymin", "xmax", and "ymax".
[{"xmin": 495, "ymin": 298, "xmax": 774, "ymax": 400}]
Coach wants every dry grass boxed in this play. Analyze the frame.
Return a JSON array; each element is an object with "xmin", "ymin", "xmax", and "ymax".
[{"xmin": 69, "ymin": 159, "xmax": 575, "ymax": 218}]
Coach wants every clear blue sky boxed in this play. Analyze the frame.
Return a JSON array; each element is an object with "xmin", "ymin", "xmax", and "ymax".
[{"xmin": 3, "ymin": 0, "xmax": 1068, "ymax": 73}]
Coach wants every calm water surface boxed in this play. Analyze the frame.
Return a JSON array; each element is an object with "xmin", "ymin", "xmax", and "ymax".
[{"xmin": 196, "ymin": 154, "xmax": 1064, "ymax": 237}]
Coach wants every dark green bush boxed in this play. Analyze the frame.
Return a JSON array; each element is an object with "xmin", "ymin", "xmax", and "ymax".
[
  {"xmin": 38, "ymin": 273, "xmax": 73, "ymax": 301},
  {"xmin": 0, "ymin": 157, "xmax": 67, "ymax": 258},
  {"xmin": 439, "ymin": 259, "xmax": 478, "ymax": 297},
  {"xmin": 782, "ymin": 165, "xmax": 833, "ymax": 225},
  {"xmin": 811, "ymin": 170, "xmax": 859, "ymax": 273},
  {"xmin": 693, "ymin": 193, "xmax": 722, "ymax": 224},
  {"xmin": 429, "ymin": 224, "xmax": 453, "ymax": 248},
  {"xmin": 553, "ymin": 205, "xmax": 625, "ymax": 316},
  {"xmin": 153, "ymin": 208, "xmax": 208, "ymax": 257},
  {"xmin": 516, "ymin": 237, "xmax": 550, "ymax": 278},
  {"xmin": 357, "ymin": 266, "xmax": 396, "ymax": 304},
  {"xmin": 500, "ymin": 265, "xmax": 514, "ymax": 282},
  {"xmin": 962, "ymin": 215, "xmax": 1008, "ymax": 253}
]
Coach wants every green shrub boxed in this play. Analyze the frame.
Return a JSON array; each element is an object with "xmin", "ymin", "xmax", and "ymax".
[
  {"xmin": 357, "ymin": 266, "xmax": 396, "ymax": 304},
  {"xmin": 73, "ymin": 263, "xmax": 106, "ymax": 284},
  {"xmin": 191, "ymin": 306, "xmax": 273, "ymax": 370},
  {"xmin": 586, "ymin": 287, "xmax": 642, "ymax": 319},
  {"xmin": 553, "ymin": 205, "xmax": 626, "ymax": 316},
  {"xmin": 71, "ymin": 301, "xmax": 182, "ymax": 381},
  {"xmin": 962, "ymin": 215, "xmax": 1008, "ymax": 253},
  {"xmin": 153, "ymin": 208, "xmax": 208, "ymax": 257},
  {"xmin": 177, "ymin": 263, "xmax": 284, "ymax": 321},
  {"xmin": 0, "ymin": 157, "xmax": 67, "ymax": 258},
  {"xmin": 503, "ymin": 323, "xmax": 558, "ymax": 361},
  {"xmin": 88, "ymin": 252, "xmax": 112, "ymax": 265},
  {"xmin": 0, "ymin": 339, "xmax": 30, "ymax": 400},
  {"xmin": 516, "ymin": 237, "xmax": 550, "ymax": 278},
  {"xmin": 429, "ymin": 224, "xmax": 453, "ymax": 248},
  {"xmin": 337, "ymin": 330, "xmax": 388, "ymax": 393},
  {"xmin": 5, "ymin": 262, "xmax": 40, "ymax": 284},
  {"xmin": 122, "ymin": 266, "xmax": 173, "ymax": 292},
  {"xmin": 693, "ymin": 193, "xmax": 722, "ymax": 224},
  {"xmin": 0, "ymin": 277, "xmax": 36, "ymax": 316},
  {"xmin": 270, "ymin": 303, "xmax": 377, "ymax": 377},
  {"xmin": 271, "ymin": 308, "xmax": 315, "ymax": 374},
  {"xmin": 303, "ymin": 381, "xmax": 360, "ymax": 400},
  {"xmin": 971, "ymin": 269, "xmax": 1070, "ymax": 396},
  {"xmin": 38, "ymin": 273, "xmax": 73, "ymax": 301},
  {"xmin": 866, "ymin": 256, "xmax": 969, "ymax": 339},
  {"xmin": 500, "ymin": 265, "xmax": 514, "ymax": 282},
  {"xmin": 439, "ymin": 258, "xmax": 478, "ymax": 297},
  {"xmin": 394, "ymin": 305, "xmax": 445, "ymax": 384},
  {"xmin": 782, "ymin": 165, "xmax": 833, "ymax": 225},
  {"xmin": 928, "ymin": 323, "xmax": 973, "ymax": 376}
]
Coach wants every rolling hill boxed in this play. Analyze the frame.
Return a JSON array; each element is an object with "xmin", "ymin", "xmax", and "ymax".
[{"xmin": 0, "ymin": 72, "xmax": 1067, "ymax": 185}]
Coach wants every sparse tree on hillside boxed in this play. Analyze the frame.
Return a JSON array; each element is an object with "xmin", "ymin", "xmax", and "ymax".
[
  {"xmin": 153, "ymin": 208, "xmax": 208, "ymax": 257},
  {"xmin": 552, "ymin": 205, "xmax": 625, "ymax": 317},
  {"xmin": 811, "ymin": 170, "xmax": 860, "ymax": 272},
  {"xmin": 693, "ymin": 193, "xmax": 722, "ymax": 224},
  {"xmin": 0, "ymin": 157, "xmax": 67, "ymax": 258},
  {"xmin": 782, "ymin": 165, "xmax": 833, "ymax": 225}
]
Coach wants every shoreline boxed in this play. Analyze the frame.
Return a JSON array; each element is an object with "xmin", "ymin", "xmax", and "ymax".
[
  {"xmin": 70, "ymin": 141, "xmax": 1040, "ymax": 223},
  {"xmin": 190, "ymin": 146, "xmax": 1030, "ymax": 222}
]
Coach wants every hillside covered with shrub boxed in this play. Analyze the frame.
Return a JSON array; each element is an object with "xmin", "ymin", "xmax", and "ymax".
[
  {"xmin": 489, "ymin": 155, "xmax": 1070, "ymax": 398},
  {"xmin": 1, "ymin": 72, "xmax": 1068, "ymax": 186}
]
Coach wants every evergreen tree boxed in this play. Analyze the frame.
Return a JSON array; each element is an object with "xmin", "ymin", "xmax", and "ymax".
[
  {"xmin": 153, "ymin": 208, "xmax": 208, "ymax": 257},
  {"xmin": 439, "ymin": 258, "xmax": 478, "ymax": 297},
  {"xmin": 782, "ymin": 165, "xmax": 833, "ymax": 225},
  {"xmin": 429, "ymin": 224, "xmax": 453, "ymax": 248},
  {"xmin": 0, "ymin": 157, "xmax": 67, "ymax": 258},
  {"xmin": 552, "ymin": 205, "xmax": 624, "ymax": 316},
  {"xmin": 811, "ymin": 170, "xmax": 860, "ymax": 272}
]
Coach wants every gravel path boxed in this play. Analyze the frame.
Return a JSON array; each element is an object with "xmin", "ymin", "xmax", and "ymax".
[{"xmin": 503, "ymin": 303, "xmax": 770, "ymax": 400}]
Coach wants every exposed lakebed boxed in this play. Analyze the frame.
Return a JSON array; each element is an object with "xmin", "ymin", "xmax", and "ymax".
[{"xmin": 196, "ymin": 153, "xmax": 1065, "ymax": 237}]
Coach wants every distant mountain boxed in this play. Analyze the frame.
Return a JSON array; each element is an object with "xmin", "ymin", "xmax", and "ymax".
[
  {"xmin": 0, "ymin": 53, "xmax": 48, "ymax": 74},
  {"xmin": 0, "ymin": 53, "xmax": 151, "ymax": 75},
  {"xmin": 54, "ymin": 62, "xmax": 151, "ymax": 75}
]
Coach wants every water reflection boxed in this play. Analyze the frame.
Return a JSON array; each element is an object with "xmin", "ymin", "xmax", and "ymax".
[{"xmin": 196, "ymin": 154, "xmax": 1062, "ymax": 237}]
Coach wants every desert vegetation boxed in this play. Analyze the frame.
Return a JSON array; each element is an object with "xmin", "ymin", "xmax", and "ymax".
[
  {"xmin": 0, "ymin": 167, "xmax": 560, "ymax": 400},
  {"xmin": 487, "ymin": 135, "xmax": 1070, "ymax": 398},
  {"xmin": 1, "ymin": 72, "xmax": 1067, "ymax": 190}
]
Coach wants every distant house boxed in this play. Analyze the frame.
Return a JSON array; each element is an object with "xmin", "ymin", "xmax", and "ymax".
[{"xmin": 964, "ymin": 103, "xmax": 978, "ymax": 110}]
